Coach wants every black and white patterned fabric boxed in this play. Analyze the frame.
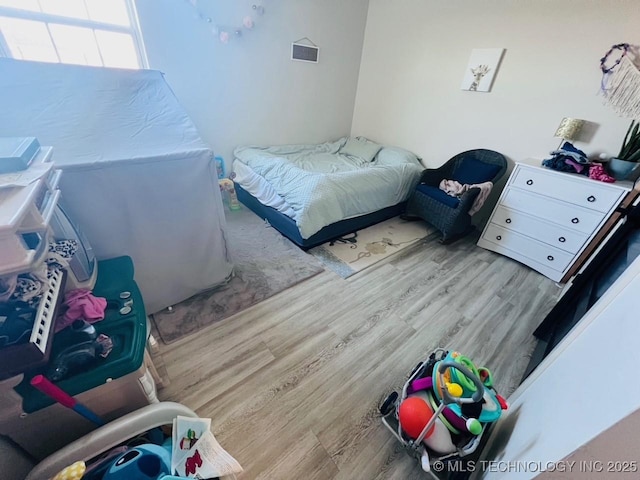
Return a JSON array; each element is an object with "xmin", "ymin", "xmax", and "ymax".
[
  {"xmin": 2, "ymin": 239, "xmax": 79, "ymax": 305},
  {"xmin": 10, "ymin": 263, "xmax": 48, "ymax": 305},
  {"xmin": 45, "ymin": 239, "xmax": 78, "ymax": 276}
]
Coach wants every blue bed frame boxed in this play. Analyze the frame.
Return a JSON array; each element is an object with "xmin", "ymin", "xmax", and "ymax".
[{"xmin": 234, "ymin": 183, "xmax": 407, "ymax": 250}]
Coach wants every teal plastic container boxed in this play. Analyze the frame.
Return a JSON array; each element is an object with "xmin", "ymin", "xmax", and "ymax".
[{"xmin": 15, "ymin": 256, "xmax": 148, "ymax": 413}]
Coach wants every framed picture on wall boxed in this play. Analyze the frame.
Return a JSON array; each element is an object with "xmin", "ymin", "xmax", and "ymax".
[{"xmin": 461, "ymin": 48, "xmax": 505, "ymax": 92}]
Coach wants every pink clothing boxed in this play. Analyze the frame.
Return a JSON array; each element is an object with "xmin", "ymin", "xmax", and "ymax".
[
  {"xmin": 439, "ymin": 179, "xmax": 494, "ymax": 215},
  {"xmin": 55, "ymin": 289, "xmax": 107, "ymax": 332},
  {"xmin": 589, "ymin": 163, "xmax": 616, "ymax": 183}
]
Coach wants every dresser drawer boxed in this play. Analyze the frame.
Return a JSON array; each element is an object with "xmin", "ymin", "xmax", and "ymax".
[
  {"xmin": 491, "ymin": 206, "xmax": 589, "ymax": 254},
  {"xmin": 501, "ymin": 188, "xmax": 604, "ymax": 235},
  {"xmin": 512, "ymin": 166, "xmax": 623, "ymax": 213},
  {"xmin": 482, "ymin": 224, "xmax": 573, "ymax": 272}
]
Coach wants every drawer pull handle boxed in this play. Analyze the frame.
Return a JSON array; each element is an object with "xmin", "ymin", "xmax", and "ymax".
[
  {"xmin": 587, "ymin": 195, "xmax": 596, "ymax": 203},
  {"xmin": 505, "ymin": 218, "xmax": 512, "ymax": 224},
  {"xmin": 496, "ymin": 235, "xmax": 502, "ymax": 241},
  {"xmin": 559, "ymin": 237, "xmax": 566, "ymax": 243},
  {"xmin": 571, "ymin": 217, "xmax": 580, "ymax": 224},
  {"xmin": 526, "ymin": 179, "xmax": 534, "ymax": 186},
  {"xmin": 547, "ymin": 255, "xmax": 554, "ymax": 261}
]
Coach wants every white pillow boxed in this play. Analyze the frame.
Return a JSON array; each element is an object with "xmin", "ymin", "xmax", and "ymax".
[
  {"xmin": 376, "ymin": 146, "xmax": 423, "ymax": 167},
  {"xmin": 340, "ymin": 137, "xmax": 382, "ymax": 163}
]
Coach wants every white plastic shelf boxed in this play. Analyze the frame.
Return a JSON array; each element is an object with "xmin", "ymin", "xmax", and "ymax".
[
  {"xmin": 0, "ymin": 146, "xmax": 60, "ymax": 276},
  {"xmin": 30, "ymin": 268, "xmax": 64, "ymax": 355}
]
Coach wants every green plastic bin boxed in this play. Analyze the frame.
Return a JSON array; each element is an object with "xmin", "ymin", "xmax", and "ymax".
[{"xmin": 15, "ymin": 256, "xmax": 148, "ymax": 413}]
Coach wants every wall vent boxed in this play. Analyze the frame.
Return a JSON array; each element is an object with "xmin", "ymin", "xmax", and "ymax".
[{"xmin": 291, "ymin": 39, "xmax": 319, "ymax": 63}]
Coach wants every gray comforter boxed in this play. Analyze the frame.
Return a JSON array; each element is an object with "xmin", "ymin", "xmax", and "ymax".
[{"xmin": 234, "ymin": 138, "xmax": 423, "ymax": 239}]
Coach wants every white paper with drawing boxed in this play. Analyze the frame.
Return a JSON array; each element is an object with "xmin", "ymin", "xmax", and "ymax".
[{"xmin": 172, "ymin": 415, "xmax": 243, "ymax": 478}]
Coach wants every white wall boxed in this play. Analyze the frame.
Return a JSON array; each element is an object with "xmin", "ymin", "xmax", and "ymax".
[
  {"xmin": 537, "ymin": 409, "xmax": 640, "ymax": 479},
  {"xmin": 474, "ymin": 254, "xmax": 640, "ymax": 480},
  {"xmin": 135, "ymin": 0, "xmax": 369, "ymax": 170},
  {"xmin": 353, "ymin": 0, "xmax": 640, "ymax": 167}
]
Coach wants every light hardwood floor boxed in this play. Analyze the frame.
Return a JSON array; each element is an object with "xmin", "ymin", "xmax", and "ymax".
[{"xmin": 156, "ymin": 232, "xmax": 560, "ymax": 479}]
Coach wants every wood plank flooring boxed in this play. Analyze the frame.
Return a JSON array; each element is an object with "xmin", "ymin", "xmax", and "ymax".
[{"xmin": 156, "ymin": 231, "xmax": 560, "ymax": 479}]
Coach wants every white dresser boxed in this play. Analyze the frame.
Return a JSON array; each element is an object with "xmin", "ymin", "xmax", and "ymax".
[{"xmin": 477, "ymin": 162, "xmax": 632, "ymax": 282}]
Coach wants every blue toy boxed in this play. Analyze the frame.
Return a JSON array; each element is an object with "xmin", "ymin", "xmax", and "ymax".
[
  {"xmin": 215, "ymin": 156, "xmax": 226, "ymax": 179},
  {"xmin": 102, "ymin": 444, "xmax": 172, "ymax": 480},
  {"xmin": 432, "ymin": 353, "xmax": 503, "ymax": 424}
]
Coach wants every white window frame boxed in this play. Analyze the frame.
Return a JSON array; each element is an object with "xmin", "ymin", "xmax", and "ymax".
[{"xmin": 0, "ymin": 0, "xmax": 148, "ymax": 69}]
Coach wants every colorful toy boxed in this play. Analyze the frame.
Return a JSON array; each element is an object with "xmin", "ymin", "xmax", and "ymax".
[
  {"xmin": 443, "ymin": 387, "xmax": 503, "ymax": 424},
  {"xmin": 465, "ymin": 417, "xmax": 483, "ymax": 436},
  {"xmin": 409, "ymin": 391, "xmax": 457, "ymax": 454},
  {"xmin": 218, "ymin": 178, "xmax": 241, "ymax": 211},
  {"xmin": 443, "ymin": 352, "xmax": 480, "ymax": 395},
  {"xmin": 103, "ymin": 444, "xmax": 171, "ymax": 480},
  {"xmin": 30, "ymin": 374, "xmax": 104, "ymax": 426},
  {"xmin": 408, "ymin": 376, "xmax": 432, "ymax": 393},
  {"xmin": 446, "ymin": 382, "xmax": 463, "ymax": 398},
  {"xmin": 477, "ymin": 367, "xmax": 493, "ymax": 387},
  {"xmin": 496, "ymin": 393, "xmax": 509, "ymax": 410},
  {"xmin": 423, "ymin": 390, "xmax": 460, "ymax": 433},
  {"xmin": 398, "ymin": 396, "xmax": 434, "ymax": 439},
  {"xmin": 215, "ymin": 156, "xmax": 226, "ymax": 179},
  {"xmin": 53, "ymin": 461, "xmax": 86, "ymax": 480},
  {"xmin": 432, "ymin": 355, "xmax": 505, "ymax": 424},
  {"xmin": 409, "ymin": 375, "xmax": 476, "ymax": 434},
  {"xmin": 379, "ymin": 348, "xmax": 508, "ymax": 473}
]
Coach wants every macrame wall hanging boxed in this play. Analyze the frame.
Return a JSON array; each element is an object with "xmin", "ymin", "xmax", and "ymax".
[{"xmin": 600, "ymin": 43, "xmax": 640, "ymax": 118}]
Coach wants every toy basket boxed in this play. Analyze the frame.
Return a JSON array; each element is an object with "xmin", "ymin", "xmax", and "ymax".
[{"xmin": 379, "ymin": 348, "xmax": 507, "ymax": 476}]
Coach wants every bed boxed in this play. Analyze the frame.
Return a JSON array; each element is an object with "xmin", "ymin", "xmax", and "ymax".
[{"xmin": 233, "ymin": 137, "xmax": 424, "ymax": 249}]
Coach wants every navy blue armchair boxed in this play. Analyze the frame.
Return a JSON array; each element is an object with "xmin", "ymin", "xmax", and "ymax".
[{"xmin": 404, "ymin": 149, "xmax": 507, "ymax": 244}]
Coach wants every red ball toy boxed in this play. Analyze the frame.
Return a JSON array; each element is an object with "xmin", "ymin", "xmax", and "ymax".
[{"xmin": 398, "ymin": 395, "xmax": 435, "ymax": 440}]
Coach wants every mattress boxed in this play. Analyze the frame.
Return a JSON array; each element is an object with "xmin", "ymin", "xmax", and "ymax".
[
  {"xmin": 234, "ymin": 138, "xmax": 423, "ymax": 239},
  {"xmin": 232, "ymin": 159, "xmax": 295, "ymax": 218},
  {"xmin": 235, "ymin": 183, "xmax": 407, "ymax": 249}
]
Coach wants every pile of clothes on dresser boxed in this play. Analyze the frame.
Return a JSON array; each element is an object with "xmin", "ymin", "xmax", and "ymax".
[{"xmin": 542, "ymin": 142, "xmax": 615, "ymax": 182}]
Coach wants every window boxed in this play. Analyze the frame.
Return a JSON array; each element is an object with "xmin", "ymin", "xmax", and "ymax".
[{"xmin": 0, "ymin": 0, "xmax": 147, "ymax": 69}]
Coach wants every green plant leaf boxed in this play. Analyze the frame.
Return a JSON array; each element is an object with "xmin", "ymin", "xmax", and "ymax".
[
  {"xmin": 619, "ymin": 121, "xmax": 634, "ymax": 157},
  {"xmin": 623, "ymin": 134, "xmax": 639, "ymax": 157},
  {"xmin": 619, "ymin": 120, "xmax": 639, "ymax": 160},
  {"xmin": 631, "ymin": 121, "xmax": 640, "ymax": 145},
  {"xmin": 628, "ymin": 149, "xmax": 640, "ymax": 163},
  {"xmin": 627, "ymin": 128, "xmax": 640, "ymax": 158}
]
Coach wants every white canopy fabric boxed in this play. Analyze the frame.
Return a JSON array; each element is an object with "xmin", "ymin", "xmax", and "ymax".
[{"xmin": 0, "ymin": 59, "xmax": 233, "ymax": 314}]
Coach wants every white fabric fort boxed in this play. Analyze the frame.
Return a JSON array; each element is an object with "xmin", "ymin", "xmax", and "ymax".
[{"xmin": 0, "ymin": 58, "xmax": 232, "ymax": 314}]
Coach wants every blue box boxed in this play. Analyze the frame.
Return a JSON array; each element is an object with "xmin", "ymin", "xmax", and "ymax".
[{"xmin": 0, "ymin": 137, "xmax": 40, "ymax": 173}]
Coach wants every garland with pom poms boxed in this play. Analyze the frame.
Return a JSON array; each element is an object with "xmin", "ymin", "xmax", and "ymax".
[{"xmin": 184, "ymin": 0, "xmax": 266, "ymax": 44}]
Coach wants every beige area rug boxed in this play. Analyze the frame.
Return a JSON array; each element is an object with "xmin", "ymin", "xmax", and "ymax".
[
  {"xmin": 310, "ymin": 216, "xmax": 437, "ymax": 278},
  {"xmin": 151, "ymin": 208, "xmax": 324, "ymax": 344}
]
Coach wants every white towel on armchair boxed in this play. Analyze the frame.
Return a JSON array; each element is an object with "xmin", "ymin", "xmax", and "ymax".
[{"xmin": 439, "ymin": 179, "xmax": 493, "ymax": 215}]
